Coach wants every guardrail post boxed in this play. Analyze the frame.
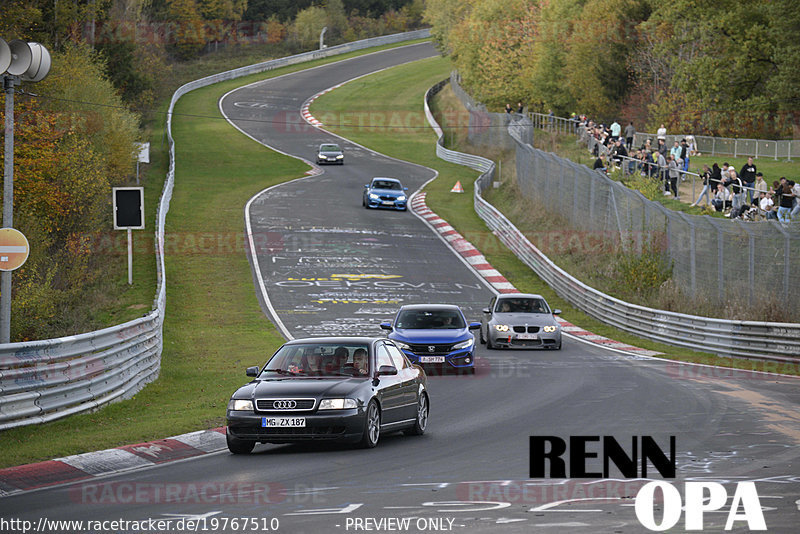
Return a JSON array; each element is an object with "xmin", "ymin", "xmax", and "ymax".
[
  {"xmin": 717, "ymin": 226, "xmax": 724, "ymax": 301},
  {"xmin": 689, "ymin": 218, "xmax": 697, "ymax": 296}
]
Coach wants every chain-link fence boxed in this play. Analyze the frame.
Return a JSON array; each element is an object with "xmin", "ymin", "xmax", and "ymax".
[
  {"xmin": 450, "ymin": 74, "xmax": 800, "ymax": 313},
  {"xmin": 528, "ymin": 110, "xmax": 799, "ymax": 161},
  {"xmin": 513, "ymin": 129, "xmax": 800, "ymax": 308},
  {"xmin": 631, "ymin": 132, "xmax": 800, "ymax": 161},
  {"xmin": 448, "ymin": 72, "xmax": 524, "ymax": 149}
]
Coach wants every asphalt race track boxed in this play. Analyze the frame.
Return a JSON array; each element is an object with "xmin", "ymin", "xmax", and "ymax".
[{"xmin": 1, "ymin": 43, "xmax": 799, "ymax": 533}]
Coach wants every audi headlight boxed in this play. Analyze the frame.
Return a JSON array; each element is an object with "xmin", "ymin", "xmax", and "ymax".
[
  {"xmin": 453, "ymin": 338, "xmax": 474, "ymax": 350},
  {"xmin": 228, "ymin": 399, "xmax": 253, "ymax": 411},
  {"xmin": 494, "ymin": 324, "xmax": 510, "ymax": 332},
  {"xmin": 369, "ymin": 193, "xmax": 380, "ymax": 200},
  {"xmin": 543, "ymin": 325, "xmax": 558, "ymax": 333},
  {"xmin": 318, "ymin": 398, "xmax": 358, "ymax": 410},
  {"xmin": 394, "ymin": 341, "xmax": 411, "ymax": 350},
  {"xmin": 397, "ymin": 195, "xmax": 406, "ymax": 201}
]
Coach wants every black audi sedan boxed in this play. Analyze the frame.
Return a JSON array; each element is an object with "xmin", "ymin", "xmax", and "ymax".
[{"xmin": 226, "ymin": 337, "xmax": 429, "ymax": 453}]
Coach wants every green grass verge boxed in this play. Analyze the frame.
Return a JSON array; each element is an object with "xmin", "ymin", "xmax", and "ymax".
[
  {"xmin": 0, "ymin": 39, "xmax": 432, "ymax": 469},
  {"xmin": 310, "ymin": 59, "xmax": 800, "ymax": 376}
]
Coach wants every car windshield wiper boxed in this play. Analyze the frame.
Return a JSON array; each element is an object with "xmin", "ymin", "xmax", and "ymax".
[{"xmin": 262, "ymin": 368, "xmax": 298, "ymax": 376}]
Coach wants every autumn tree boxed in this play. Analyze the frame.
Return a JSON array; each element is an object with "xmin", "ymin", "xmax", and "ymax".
[
  {"xmin": 0, "ymin": 43, "xmax": 140, "ymax": 340},
  {"xmin": 292, "ymin": 5, "xmax": 328, "ymax": 48}
]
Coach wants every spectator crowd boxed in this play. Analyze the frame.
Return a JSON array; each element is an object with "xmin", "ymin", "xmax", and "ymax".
[{"xmin": 576, "ymin": 116, "xmax": 799, "ymax": 222}]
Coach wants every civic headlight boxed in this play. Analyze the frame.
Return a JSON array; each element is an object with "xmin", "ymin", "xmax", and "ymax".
[
  {"xmin": 494, "ymin": 324, "xmax": 510, "ymax": 332},
  {"xmin": 318, "ymin": 398, "xmax": 358, "ymax": 410},
  {"xmin": 369, "ymin": 193, "xmax": 380, "ymax": 200},
  {"xmin": 543, "ymin": 325, "xmax": 558, "ymax": 333},
  {"xmin": 228, "ymin": 399, "xmax": 253, "ymax": 411},
  {"xmin": 394, "ymin": 341, "xmax": 411, "ymax": 350},
  {"xmin": 453, "ymin": 338, "xmax": 474, "ymax": 350},
  {"xmin": 336, "ymin": 154, "xmax": 344, "ymax": 159},
  {"xmin": 396, "ymin": 195, "xmax": 406, "ymax": 201}
]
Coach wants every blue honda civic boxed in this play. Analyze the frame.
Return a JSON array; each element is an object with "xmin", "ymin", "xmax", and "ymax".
[
  {"xmin": 380, "ymin": 304, "xmax": 481, "ymax": 374},
  {"xmin": 363, "ymin": 177, "xmax": 408, "ymax": 210}
]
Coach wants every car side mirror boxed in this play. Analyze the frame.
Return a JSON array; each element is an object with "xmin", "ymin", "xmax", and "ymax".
[
  {"xmin": 403, "ymin": 187, "xmax": 408, "ymax": 191},
  {"xmin": 482, "ymin": 307, "xmax": 490, "ymax": 314},
  {"xmin": 379, "ymin": 322, "xmax": 393, "ymax": 331},
  {"xmin": 246, "ymin": 366, "xmax": 259, "ymax": 377},
  {"xmin": 468, "ymin": 322, "xmax": 481, "ymax": 330},
  {"xmin": 552, "ymin": 309, "xmax": 561, "ymax": 315},
  {"xmin": 364, "ymin": 184, "xmax": 369, "ymax": 188},
  {"xmin": 377, "ymin": 365, "xmax": 398, "ymax": 376}
]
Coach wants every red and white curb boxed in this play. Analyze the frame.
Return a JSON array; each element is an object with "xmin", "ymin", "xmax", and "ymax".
[
  {"xmin": 410, "ymin": 193, "xmax": 663, "ymax": 358},
  {"xmin": 0, "ymin": 428, "xmax": 226, "ymax": 497},
  {"xmin": 301, "ymin": 82, "xmax": 347, "ymax": 127},
  {"xmin": 411, "ymin": 193, "xmax": 516, "ymax": 294}
]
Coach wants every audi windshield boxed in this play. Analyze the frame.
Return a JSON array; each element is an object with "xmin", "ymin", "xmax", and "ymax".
[{"xmin": 259, "ymin": 343, "xmax": 370, "ymax": 377}]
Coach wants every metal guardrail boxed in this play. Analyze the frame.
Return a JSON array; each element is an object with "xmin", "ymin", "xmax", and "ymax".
[
  {"xmin": 0, "ymin": 29, "xmax": 431, "ymax": 430},
  {"xmin": 425, "ymin": 77, "xmax": 800, "ymax": 362}
]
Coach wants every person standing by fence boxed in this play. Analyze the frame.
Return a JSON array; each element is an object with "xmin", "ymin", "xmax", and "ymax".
[
  {"xmin": 778, "ymin": 182, "xmax": 795, "ymax": 222},
  {"xmin": 740, "ymin": 157, "xmax": 757, "ymax": 204},
  {"xmin": 667, "ymin": 155, "xmax": 680, "ymax": 197},
  {"xmin": 691, "ymin": 164, "xmax": 713, "ymax": 206},
  {"xmin": 680, "ymin": 139, "xmax": 690, "ymax": 172},
  {"xmin": 657, "ymin": 150, "xmax": 667, "ymax": 190},
  {"xmin": 791, "ymin": 180, "xmax": 800, "ymax": 219},
  {"xmin": 624, "ymin": 122, "xmax": 636, "ymax": 151}
]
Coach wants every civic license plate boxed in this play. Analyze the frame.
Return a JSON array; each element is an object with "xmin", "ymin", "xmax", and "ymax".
[
  {"xmin": 381, "ymin": 200, "xmax": 395, "ymax": 206},
  {"xmin": 262, "ymin": 417, "xmax": 306, "ymax": 428},
  {"xmin": 419, "ymin": 356, "xmax": 445, "ymax": 363},
  {"xmin": 517, "ymin": 333, "xmax": 538, "ymax": 340}
]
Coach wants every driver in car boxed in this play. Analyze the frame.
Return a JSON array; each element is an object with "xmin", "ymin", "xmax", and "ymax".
[
  {"xmin": 352, "ymin": 348, "xmax": 369, "ymax": 376},
  {"xmin": 303, "ymin": 348, "xmax": 323, "ymax": 375}
]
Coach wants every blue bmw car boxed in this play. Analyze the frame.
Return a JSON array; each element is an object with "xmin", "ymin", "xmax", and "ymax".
[
  {"xmin": 363, "ymin": 177, "xmax": 408, "ymax": 210},
  {"xmin": 380, "ymin": 304, "xmax": 481, "ymax": 374}
]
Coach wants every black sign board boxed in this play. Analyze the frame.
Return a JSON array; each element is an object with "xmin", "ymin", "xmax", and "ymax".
[{"xmin": 113, "ymin": 187, "xmax": 144, "ymax": 229}]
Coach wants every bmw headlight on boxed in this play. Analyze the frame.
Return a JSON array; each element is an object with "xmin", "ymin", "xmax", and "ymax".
[
  {"xmin": 397, "ymin": 195, "xmax": 406, "ymax": 201},
  {"xmin": 369, "ymin": 193, "xmax": 380, "ymax": 200},
  {"xmin": 336, "ymin": 154, "xmax": 344, "ymax": 159},
  {"xmin": 543, "ymin": 325, "xmax": 558, "ymax": 333},
  {"xmin": 453, "ymin": 338, "xmax": 474, "ymax": 350},
  {"xmin": 228, "ymin": 399, "xmax": 253, "ymax": 411},
  {"xmin": 494, "ymin": 324, "xmax": 510, "ymax": 332},
  {"xmin": 318, "ymin": 398, "xmax": 358, "ymax": 410},
  {"xmin": 318, "ymin": 153, "xmax": 325, "ymax": 159}
]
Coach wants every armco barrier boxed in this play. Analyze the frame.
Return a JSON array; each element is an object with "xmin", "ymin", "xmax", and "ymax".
[
  {"xmin": 0, "ymin": 30, "xmax": 431, "ymax": 430},
  {"xmin": 424, "ymin": 77, "xmax": 800, "ymax": 362}
]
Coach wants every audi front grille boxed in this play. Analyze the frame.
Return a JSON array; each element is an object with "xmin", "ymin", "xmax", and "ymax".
[{"xmin": 255, "ymin": 398, "xmax": 316, "ymax": 412}]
